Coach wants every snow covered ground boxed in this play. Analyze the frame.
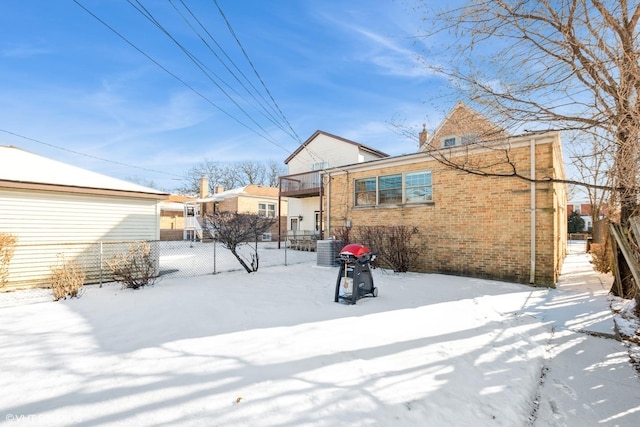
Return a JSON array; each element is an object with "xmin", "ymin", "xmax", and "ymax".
[{"xmin": 0, "ymin": 242, "xmax": 638, "ymax": 426}]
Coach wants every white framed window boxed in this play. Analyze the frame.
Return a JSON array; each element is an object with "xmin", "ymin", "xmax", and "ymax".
[
  {"xmin": 258, "ymin": 202, "xmax": 276, "ymax": 218},
  {"xmin": 442, "ymin": 136, "xmax": 457, "ymax": 147},
  {"xmin": 405, "ymin": 171, "xmax": 432, "ymax": 202},
  {"xmin": 378, "ymin": 174, "xmax": 402, "ymax": 204},
  {"xmin": 311, "ymin": 161, "xmax": 329, "ymax": 171},
  {"xmin": 355, "ymin": 177, "xmax": 377, "ymax": 206},
  {"xmin": 461, "ymin": 133, "xmax": 480, "ymax": 145},
  {"xmin": 442, "ymin": 134, "xmax": 480, "ymax": 147},
  {"xmin": 354, "ymin": 171, "xmax": 433, "ymax": 206}
]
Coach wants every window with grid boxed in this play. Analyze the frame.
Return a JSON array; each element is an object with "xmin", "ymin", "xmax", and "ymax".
[
  {"xmin": 443, "ymin": 137, "xmax": 456, "ymax": 147},
  {"xmin": 355, "ymin": 178, "xmax": 376, "ymax": 206},
  {"xmin": 355, "ymin": 171, "xmax": 433, "ymax": 206},
  {"xmin": 405, "ymin": 171, "xmax": 432, "ymax": 202},
  {"xmin": 258, "ymin": 202, "xmax": 276, "ymax": 218},
  {"xmin": 461, "ymin": 133, "xmax": 479, "ymax": 145},
  {"xmin": 378, "ymin": 174, "xmax": 402, "ymax": 204},
  {"xmin": 311, "ymin": 161, "xmax": 328, "ymax": 171}
]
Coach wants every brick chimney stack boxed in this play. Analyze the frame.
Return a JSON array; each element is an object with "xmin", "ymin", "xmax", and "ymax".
[
  {"xmin": 418, "ymin": 124, "xmax": 429, "ymax": 151},
  {"xmin": 199, "ymin": 177, "xmax": 209, "ymax": 199}
]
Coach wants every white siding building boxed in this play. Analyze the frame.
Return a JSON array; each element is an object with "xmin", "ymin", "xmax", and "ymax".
[
  {"xmin": 279, "ymin": 131, "xmax": 388, "ymax": 244},
  {"xmin": 0, "ymin": 146, "xmax": 168, "ymax": 290}
]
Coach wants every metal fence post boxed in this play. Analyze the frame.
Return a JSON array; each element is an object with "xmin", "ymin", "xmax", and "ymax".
[
  {"xmin": 213, "ymin": 238, "xmax": 217, "ymax": 274},
  {"xmin": 99, "ymin": 241, "xmax": 103, "ymax": 287}
]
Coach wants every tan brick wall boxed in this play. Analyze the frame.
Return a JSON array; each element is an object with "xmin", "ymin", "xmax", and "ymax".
[
  {"xmin": 426, "ymin": 102, "xmax": 509, "ymax": 150},
  {"xmin": 326, "ymin": 135, "xmax": 566, "ymax": 286},
  {"xmin": 160, "ymin": 211, "xmax": 184, "ymax": 230}
]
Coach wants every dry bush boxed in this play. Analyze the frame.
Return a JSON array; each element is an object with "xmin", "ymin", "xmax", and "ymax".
[
  {"xmin": 106, "ymin": 242, "xmax": 158, "ymax": 289},
  {"xmin": 0, "ymin": 233, "xmax": 17, "ymax": 288},
  {"xmin": 589, "ymin": 241, "xmax": 612, "ymax": 274},
  {"xmin": 331, "ymin": 226, "xmax": 352, "ymax": 254},
  {"xmin": 50, "ymin": 256, "xmax": 85, "ymax": 301},
  {"xmin": 356, "ymin": 225, "xmax": 420, "ymax": 272}
]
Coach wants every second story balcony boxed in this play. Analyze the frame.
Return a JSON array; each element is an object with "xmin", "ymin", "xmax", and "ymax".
[{"xmin": 279, "ymin": 171, "xmax": 322, "ymax": 198}]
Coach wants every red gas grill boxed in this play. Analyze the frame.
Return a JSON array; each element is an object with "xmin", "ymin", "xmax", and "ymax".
[{"xmin": 334, "ymin": 243, "xmax": 378, "ymax": 304}]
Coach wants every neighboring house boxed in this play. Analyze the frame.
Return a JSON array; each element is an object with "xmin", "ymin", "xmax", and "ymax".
[
  {"xmin": 568, "ymin": 203, "xmax": 593, "ymax": 218},
  {"xmin": 567, "ymin": 202, "xmax": 607, "ymax": 233},
  {"xmin": 184, "ymin": 178, "xmax": 287, "ymax": 241},
  {"xmin": 160, "ymin": 194, "xmax": 196, "ymax": 240},
  {"xmin": 278, "ymin": 130, "xmax": 389, "ymax": 242},
  {"xmin": 0, "ymin": 145, "xmax": 169, "ymax": 291},
  {"xmin": 321, "ymin": 103, "xmax": 568, "ymax": 286}
]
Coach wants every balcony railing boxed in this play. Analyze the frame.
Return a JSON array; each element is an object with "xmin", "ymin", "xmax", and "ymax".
[{"xmin": 279, "ymin": 171, "xmax": 322, "ymax": 198}]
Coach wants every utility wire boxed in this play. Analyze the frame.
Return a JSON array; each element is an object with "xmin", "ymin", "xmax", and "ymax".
[
  {"xmin": 173, "ymin": 0, "xmax": 289, "ymax": 134},
  {"xmin": 73, "ymin": 0, "xmax": 288, "ymax": 153},
  {"xmin": 0, "ymin": 128, "xmax": 184, "ymax": 178},
  {"xmin": 73, "ymin": 0, "xmax": 328, "ymax": 167},
  {"xmin": 127, "ymin": 0, "xmax": 296, "ymax": 146},
  {"xmin": 212, "ymin": 0, "xmax": 302, "ymax": 144}
]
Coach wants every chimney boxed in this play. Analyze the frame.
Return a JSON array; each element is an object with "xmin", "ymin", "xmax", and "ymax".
[
  {"xmin": 418, "ymin": 124, "xmax": 429, "ymax": 151},
  {"xmin": 215, "ymin": 186, "xmax": 224, "ymax": 194},
  {"xmin": 199, "ymin": 177, "xmax": 209, "ymax": 199}
]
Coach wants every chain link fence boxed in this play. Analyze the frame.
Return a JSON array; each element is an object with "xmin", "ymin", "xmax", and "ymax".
[{"xmin": 3, "ymin": 237, "xmax": 318, "ymax": 291}]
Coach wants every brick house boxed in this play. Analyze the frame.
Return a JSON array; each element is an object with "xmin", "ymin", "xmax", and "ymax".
[
  {"xmin": 278, "ymin": 130, "xmax": 388, "ymax": 241},
  {"xmin": 159, "ymin": 194, "xmax": 197, "ymax": 240},
  {"xmin": 184, "ymin": 178, "xmax": 287, "ymax": 241},
  {"xmin": 323, "ymin": 103, "xmax": 568, "ymax": 286}
]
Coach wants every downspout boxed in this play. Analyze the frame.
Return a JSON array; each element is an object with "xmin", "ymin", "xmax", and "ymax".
[
  {"xmin": 325, "ymin": 172, "xmax": 330, "ymax": 237},
  {"xmin": 530, "ymin": 137, "xmax": 536, "ymax": 284}
]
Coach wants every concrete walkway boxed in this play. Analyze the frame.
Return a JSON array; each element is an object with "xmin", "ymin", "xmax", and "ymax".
[{"xmin": 532, "ymin": 242, "xmax": 640, "ymax": 426}]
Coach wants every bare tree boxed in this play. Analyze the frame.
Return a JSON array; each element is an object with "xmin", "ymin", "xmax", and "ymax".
[
  {"xmin": 206, "ymin": 211, "xmax": 276, "ymax": 273},
  {"xmin": 266, "ymin": 160, "xmax": 286, "ymax": 187},
  {"xmin": 177, "ymin": 160, "xmax": 280, "ymax": 195},
  {"xmin": 125, "ymin": 176, "xmax": 162, "ymax": 191},
  {"xmin": 566, "ymin": 131, "xmax": 614, "ymax": 227},
  {"xmin": 238, "ymin": 161, "xmax": 266, "ymax": 185},
  {"xmin": 418, "ymin": 0, "xmax": 640, "ymax": 298}
]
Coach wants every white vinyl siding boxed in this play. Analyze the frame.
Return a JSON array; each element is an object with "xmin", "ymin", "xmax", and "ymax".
[
  {"xmin": 0, "ymin": 188, "xmax": 161, "ymax": 289},
  {"xmin": 287, "ymin": 133, "xmax": 386, "ymax": 174},
  {"xmin": 0, "ymin": 189, "xmax": 159, "ymax": 243}
]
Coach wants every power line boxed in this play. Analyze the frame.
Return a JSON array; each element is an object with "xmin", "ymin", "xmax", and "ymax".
[
  {"xmin": 72, "ymin": 0, "xmax": 328, "ymax": 168},
  {"xmin": 126, "ymin": 0, "xmax": 295, "ymax": 147},
  {"xmin": 72, "ymin": 0, "xmax": 289, "ymax": 153},
  {"xmin": 0, "ymin": 128, "xmax": 184, "ymax": 178},
  {"xmin": 172, "ymin": 0, "xmax": 294, "ymax": 138},
  {"xmin": 212, "ymin": 0, "xmax": 302, "ymax": 144}
]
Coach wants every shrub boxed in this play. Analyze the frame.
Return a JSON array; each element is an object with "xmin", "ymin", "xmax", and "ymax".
[
  {"xmin": 0, "ymin": 233, "xmax": 17, "ymax": 288},
  {"xmin": 206, "ymin": 211, "xmax": 276, "ymax": 273},
  {"xmin": 106, "ymin": 242, "xmax": 158, "ymax": 289},
  {"xmin": 589, "ymin": 241, "xmax": 612, "ymax": 274},
  {"xmin": 331, "ymin": 226, "xmax": 352, "ymax": 254},
  {"xmin": 50, "ymin": 256, "xmax": 85, "ymax": 301},
  {"xmin": 356, "ymin": 225, "xmax": 420, "ymax": 272}
]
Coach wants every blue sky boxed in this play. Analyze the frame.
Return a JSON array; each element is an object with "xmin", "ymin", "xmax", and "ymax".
[{"xmin": 0, "ymin": 1, "xmax": 455, "ymax": 191}]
